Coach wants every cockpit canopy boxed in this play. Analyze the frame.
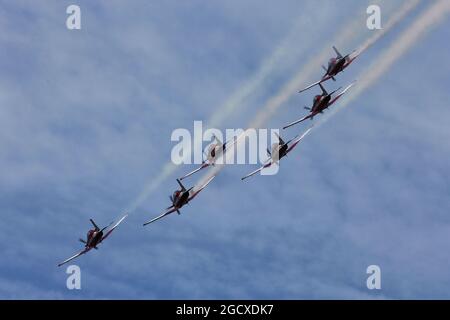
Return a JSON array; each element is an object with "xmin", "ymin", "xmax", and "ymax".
[
  {"xmin": 207, "ymin": 144, "xmax": 216, "ymax": 158},
  {"xmin": 328, "ymin": 57, "xmax": 336, "ymax": 67}
]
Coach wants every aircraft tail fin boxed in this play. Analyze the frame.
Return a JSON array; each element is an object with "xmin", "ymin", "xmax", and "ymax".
[
  {"xmin": 89, "ymin": 219, "xmax": 99, "ymax": 230},
  {"xmin": 333, "ymin": 46, "xmax": 343, "ymax": 58},
  {"xmin": 319, "ymin": 83, "xmax": 328, "ymax": 96},
  {"xmin": 273, "ymin": 131, "xmax": 285, "ymax": 145},
  {"xmin": 212, "ymin": 134, "xmax": 223, "ymax": 146},
  {"xmin": 176, "ymin": 178, "xmax": 186, "ymax": 191}
]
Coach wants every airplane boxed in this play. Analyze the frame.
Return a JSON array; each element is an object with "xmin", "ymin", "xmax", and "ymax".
[
  {"xmin": 241, "ymin": 127, "xmax": 312, "ymax": 181},
  {"xmin": 58, "ymin": 214, "xmax": 128, "ymax": 267},
  {"xmin": 179, "ymin": 134, "xmax": 233, "ymax": 180},
  {"xmin": 283, "ymin": 81, "xmax": 355, "ymax": 130},
  {"xmin": 143, "ymin": 176, "xmax": 215, "ymax": 226},
  {"xmin": 298, "ymin": 46, "xmax": 360, "ymax": 93}
]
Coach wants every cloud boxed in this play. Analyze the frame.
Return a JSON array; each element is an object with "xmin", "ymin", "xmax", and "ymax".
[{"xmin": 1, "ymin": 0, "xmax": 450, "ymax": 299}]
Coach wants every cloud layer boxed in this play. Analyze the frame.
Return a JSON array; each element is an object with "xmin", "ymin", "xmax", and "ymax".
[{"xmin": 0, "ymin": 0, "xmax": 449, "ymax": 299}]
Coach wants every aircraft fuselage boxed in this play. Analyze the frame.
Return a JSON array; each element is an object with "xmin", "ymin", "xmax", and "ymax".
[
  {"xmin": 207, "ymin": 143, "xmax": 226, "ymax": 163},
  {"xmin": 86, "ymin": 229, "xmax": 102, "ymax": 248},
  {"xmin": 271, "ymin": 143, "xmax": 289, "ymax": 161},
  {"xmin": 327, "ymin": 57, "xmax": 346, "ymax": 77},
  {"xmin": 312, "ymin": 94, "xmax": 331, "ymax": 114},
  {"xmin": 278, "ymin": 143, "xmax": 288, "ymax": 159},
  {"xmin": 173, "ymin": 190, "xmax": 190, "ymax": 209}
]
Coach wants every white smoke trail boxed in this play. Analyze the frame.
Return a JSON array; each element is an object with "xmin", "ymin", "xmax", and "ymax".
[
  {"xmin": 125, "ymin": 162, "xmax": 177, "ymax": 212},
  {"xmin": 124, "ymin": 8, "xmax": 321, "ymax": 212},
  {"xmin": 196, "ymin": 0, "xmax": 400, "ymax": 186},
  {"xmin": 356, "ymin": 0, "xmax": 421, "ymax": 56},
  {"xmin": 128, "ymin": 0, "xmax": 421, "ymax": 212},
  {"xmin": 207, "ymin": 13, "xmax": 319, "ymax": 129},
  {"xmin": 317, "ymin": 0, "xmax": 450, "ymax": 127},
  {"xmin": 249, "ymin": 0, "xmax": 420, "ymax": 129},
  {"xmin": 195, "ymin": 0, "xmax": 420, "ymax": 186}
]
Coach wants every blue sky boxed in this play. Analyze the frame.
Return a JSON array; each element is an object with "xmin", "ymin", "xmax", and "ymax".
[{"xmin": 0, "ymin": 0, "xmax": 450, "ymax": 299}]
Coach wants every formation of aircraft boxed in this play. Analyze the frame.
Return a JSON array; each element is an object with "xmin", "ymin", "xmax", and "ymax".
[
  {"xmin": 58, "ymin": 46, "xmax": 360, "ymax": 266},
  {"xmin": 58, "ymin": 214, "xmax": 128, "ymax": 267},
  {"xmin": 282, "ymin": 46, "xmax": 358, "ymax": 130}
]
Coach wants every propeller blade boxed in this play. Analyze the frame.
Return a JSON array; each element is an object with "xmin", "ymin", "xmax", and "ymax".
[
  {"xmin": 89, "ymin": 219, "xmax": 99, "ymax": 230},
  {"xmin": 176, "ymin": 178, "xmax": 186, "ymax": 191}
]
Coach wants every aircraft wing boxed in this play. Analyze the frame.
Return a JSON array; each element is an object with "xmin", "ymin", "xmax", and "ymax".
[
  {"xmin": 241, "ymin": 160, "xmax": 273, "ymax": 181},
  {"xmin": 179, "ymin": 163, "xmax": 210, "ymax": 180},
  {"xmin": 143, "ymin": 207, "xmax": 178, "ymax": 226},
  {"xmin": 298, "ymin": 75, "xmax": 332, "ymax": 93},
  {"xmin": 223, "ymin": 136, "xmax": 238, "ymax": 152},
  {"xmin": 101, "ymin": 214, "xmax": 128, "ymax": 241},
  {"xmin": 329, "ymin": 81, "xmax": 356, "ymax": 106},
  {"xmin": 188, "ymin": 175, "xmax": 215, "ymax": 201},
  {"xmin": 286, "ymin": 126, "xmax": 313, "ymax": 153},
  {"xmin": 283, "ymin": 113, "xmax": 315, "ymax": 130},
  {"xmin": 343, "ymin": 51, "xmax": 360, "ymax": 68},
  {"xmin": 58, "ymin": 248, "xmax": 90, "ymax": 267}
]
